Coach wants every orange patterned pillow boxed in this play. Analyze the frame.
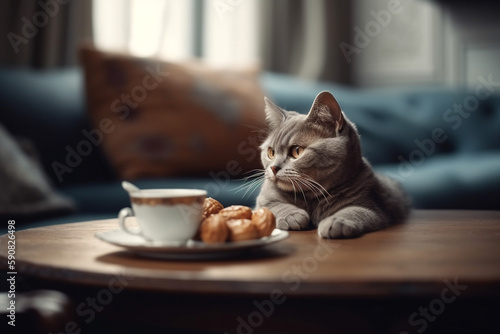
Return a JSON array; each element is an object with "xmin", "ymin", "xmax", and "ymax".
[{"xmin": 79, "ymin": 47, "xmax": 266, "ymax": 180}]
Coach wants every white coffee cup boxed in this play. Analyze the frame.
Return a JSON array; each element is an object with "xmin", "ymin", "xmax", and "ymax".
[{"xmin": 118, "ymin": 188, "xmax": 206, "ymax": 243}]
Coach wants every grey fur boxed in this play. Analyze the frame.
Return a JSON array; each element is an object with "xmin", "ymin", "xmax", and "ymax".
[{"xmin": 256, "ymin": 91, "xmax": 410, "ymax": 238}]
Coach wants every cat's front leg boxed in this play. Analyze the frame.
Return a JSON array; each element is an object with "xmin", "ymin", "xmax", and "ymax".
[
  {"xmin": 256, "ymin": 198, "xmax": 309, "ymax": 231},
  {"xmin": 273, "ymin": 203, "xmax": 310, "ymax": 230},
  {"xmin": 318, "ymin": 206, "xmax": 386, "ymax": 239}
]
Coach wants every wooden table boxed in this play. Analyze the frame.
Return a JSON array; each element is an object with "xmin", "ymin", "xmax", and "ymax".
[{"xmin": 2, "ymin": 210, "xmax": 500, "ymax": 333}]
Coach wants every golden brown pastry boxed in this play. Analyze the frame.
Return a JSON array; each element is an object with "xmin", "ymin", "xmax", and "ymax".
[
  {"xmin": 202, "ymin": 197, "xmax": 224, "ymax": 219},
  {"xmin": 200, "ymin": 214, "xmax": 229, "ymax": 244},
  {"xmin": 226, "ymin": 219, "xmax": 259, "ymax": 241},
  {"xmin": 251, "ymin": 208, "xmax": 276, "ymax": 237},
  {"xmin": 219, "ymin": 205, "xmax": 253, "ymax": 220}
]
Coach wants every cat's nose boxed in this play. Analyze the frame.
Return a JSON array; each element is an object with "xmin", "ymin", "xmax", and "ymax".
[{"xmin": 270, "ymin": 166, "xmax": 281, "ymax": 175}]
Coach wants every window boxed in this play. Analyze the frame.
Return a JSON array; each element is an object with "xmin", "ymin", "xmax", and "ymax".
[{"xmin": 92, "ymin": 0, "xmax": 261, "ymax": 65}]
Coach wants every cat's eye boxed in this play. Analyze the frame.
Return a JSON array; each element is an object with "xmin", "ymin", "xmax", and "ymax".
[
  {"xmin": 290, "ymin": 145, "xmax": 304, "ymax": 159},
  {"xmin": 267, "ymin": 147, "xmax": 275, "ymax": 159}
]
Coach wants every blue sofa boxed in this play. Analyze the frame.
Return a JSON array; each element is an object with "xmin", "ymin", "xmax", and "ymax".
[{"xmin": 1, "ymin": 67, "xmax": 499, "ymax": 232}]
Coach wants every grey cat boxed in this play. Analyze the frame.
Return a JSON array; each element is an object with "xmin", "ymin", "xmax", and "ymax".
[{"xmin": 255, "ymin": 91, "xmax": 410, "ymax": 239}]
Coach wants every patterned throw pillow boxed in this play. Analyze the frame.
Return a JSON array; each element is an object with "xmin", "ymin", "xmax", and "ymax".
[
  {"xmin": 0, "ymin": 124, "xmax": 75, "ymax": 222},
  {"xmin": 79, "ymin": 46, "xmax": 266, "ymax": 180}
]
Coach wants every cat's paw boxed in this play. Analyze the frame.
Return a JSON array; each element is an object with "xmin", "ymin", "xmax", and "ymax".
[
  {"xmin": 276, "ymin": 210, "xmax": 310, "ymax": 231},
  {"xmin": 318, "ymin": 216, "xmax": 363, "ymax": 239}
]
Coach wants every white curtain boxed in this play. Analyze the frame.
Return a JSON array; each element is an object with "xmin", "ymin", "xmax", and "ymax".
[
  {"xmin": 92, "ymin": 0, "xmax": 261, "ymax": 66},
  {"xmin": 202, "ymin": 0, "xmax": 261, "ymax": 66}
]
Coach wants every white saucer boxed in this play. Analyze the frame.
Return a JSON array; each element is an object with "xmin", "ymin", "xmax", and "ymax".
[{"xmin": 95, "ymin": 229, "xmax": 289, "ymax": 260}]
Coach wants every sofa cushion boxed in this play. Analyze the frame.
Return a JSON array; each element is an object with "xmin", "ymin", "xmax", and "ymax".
[
  {"xmin": 80, "ymin": 47, "xmax": 266, "ymax": 181},
  {"xmin": 375, "ymin": 152, "xmax": 500, "ymax": 209},
  {"xmin": 340, "ymin": 87, "xmax": 500, "ymax": 165}
]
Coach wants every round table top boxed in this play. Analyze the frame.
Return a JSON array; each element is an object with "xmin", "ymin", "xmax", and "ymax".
[{"xmin": 2, "ymin": 210, "xmax": 500, "ymax": 298}]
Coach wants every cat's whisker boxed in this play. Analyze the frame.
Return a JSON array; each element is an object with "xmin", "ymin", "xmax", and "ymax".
[
  {"xmin": 295, "ymin": 178, "xmax": 317, "ymax": 198},
  {"xmin": 306, "ymin": 180, "xmax": 331, "ymax": 204},
  {"xmin": 243, "ymin": 178, "xmax": 265, "ymax": 199},
  {"xmin": 283, "ymin": 170, "xmax": 319, "ymax": 202},
  {"xmin": 235, "ymin": 170, "xmax": 265, "ymax": 183},
  {"xmin": 233, "ymin": 169, "xmax": 266, "ymax": 199},
  {"xmin": 237, "ymin": 175, "xmax": 265, "ymax": 189},
  {"xmin": 242, "ymin": 168, "xmax": 266, "ymax": 176},
  {"xmin": 245, "ymin": 175, "xmax": 265, "ymax": 190},
  {"xmin": 295, "ymin": 172, "xmax": 331, "ymax": 197},
  {"xmin": 295, "ymin": 178, "xmax": 321, "ymax": 202},
  {"xmin": 294, "ymin": 174, "xmax": 331, "ymax": 204},
  {"xmin": 239, "ymin": 177, "xmax": 265, "ymax": 199},
  {"xmin": 293, "ymin": 178, "xmax": 308, "ymax": 203},
  {"xmin": 301, "ymin": 177, "xmax": 327, "ymax": 196},
  {"xmin": 234, "ymin": 170, "xmax": 265, "ymax": 189},
  {"xmin": 282, "ymin": 173, "xmax": 309, "ymax": 203},
  {"xmin": 286, "ymin": 177, "xmax": 298, "ymax": 202}
]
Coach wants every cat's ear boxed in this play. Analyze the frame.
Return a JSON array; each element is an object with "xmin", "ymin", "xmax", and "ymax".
[
  {"xmin": 264, "ymin": 97, "xmax": 287, "ymax": 130},
  {"xmin": 306, "ymin": 91, "xmax": 344, "ymax": 134}
]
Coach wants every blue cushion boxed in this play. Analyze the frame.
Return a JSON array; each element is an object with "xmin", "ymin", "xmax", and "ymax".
[{"xmin": 375, "ymin": 152, "xmax": 500, "ymax": 209}]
